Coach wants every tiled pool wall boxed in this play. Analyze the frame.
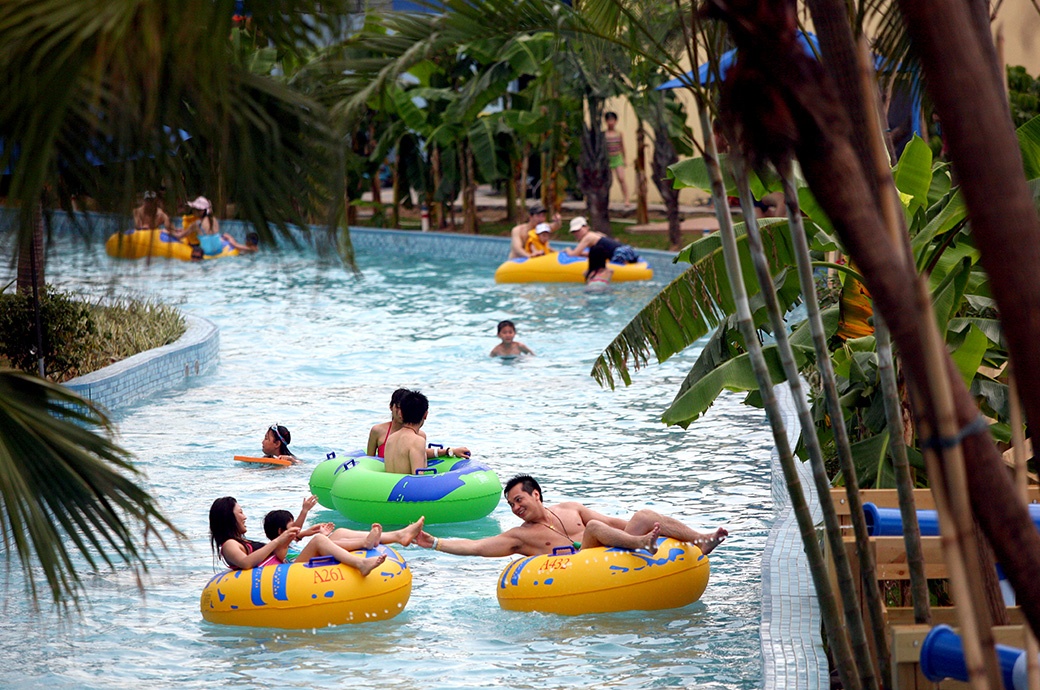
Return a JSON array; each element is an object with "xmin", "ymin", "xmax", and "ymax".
[
  {"xmin": 64, "ymin": 315, "xmax": 218, "ymax": 415},
  {"xmin": 6, "ymin": 207, "xmax": 820, "ymax": 688}
]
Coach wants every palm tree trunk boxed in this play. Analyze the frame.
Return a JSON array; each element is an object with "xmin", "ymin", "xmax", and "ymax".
[
  {"xmin": 505, "ymin": 151, "xmax": 517, "ymax": 224},
  {"xmin": 17, "ymin": 204, "xmax": 46, "ymax": 377},
  {"xmin": 462, "ymin": 139, "xmax": 478, "ymax": 234},
  {"xmin": 634, "ymin": 118, "xmax": 649, "ymax": 225},
  {"xmin": 578, "ymin": 95, "xmax": 612, "ymax": 235},
  {"xmin": 17, "ymin": 206, "xmax": 45, "ymax": 295},
  {"xmin": 391, "ymin": 160, "xmax": 400, "ymax": 229},
  {"xmin": 431, "ymin": 145, "xmax": 444, "ymax": 229},
  {"xmin": 517, "ymin": 141, "xmax": 530, "ymax": 217},
  {"xmin": 649, "ymin": 108, "xmax": 682, "ymax": 250},
  {"xmin": 699, "ymin": 109, "xmax": 863, "ymax": 690}
]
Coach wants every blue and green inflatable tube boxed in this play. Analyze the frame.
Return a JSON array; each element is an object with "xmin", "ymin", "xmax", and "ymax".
[{"xmin": 310, "ymin": 451, "xmax": 501, "ymax": 525}]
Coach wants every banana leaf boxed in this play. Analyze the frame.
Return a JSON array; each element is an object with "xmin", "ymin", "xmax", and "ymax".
[{"xmin": 591, "ymin": 218, "xmax": 800, "ymax": 388}]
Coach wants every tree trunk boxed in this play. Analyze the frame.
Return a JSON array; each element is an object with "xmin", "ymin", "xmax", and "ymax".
[
  {"xmin": 17, "ymin": 207, "xmax": 44, "ymax": 295},
  {"xmin": 707, "ymin": 0, "xmax": 1039, "ymax": 642},
  {"xmin": 517, "ymin": 142, "xmax": 530, "ymax": 217},
  {"xmin": 462, "ymin": 139, "xmax": 478, "ymax": 234},
  {"xmin": 898, "ymin": 0, "xmax": 1040, "ymax": 634},
  {"xmin": 391, "ymin": 159, "xmax": 400, "ymax": 229},
  {"xmin": 432, "ymin": 145, "xmax": 445, "ymax": 229},
  {"xmin": 649, "ymin": 110, "xmax": 682, "ymax": 250},
  {"xmin": 578, "ymin": 95, "xmax": 612, "ymax": 235},
  {"xmin": 505, "ymin": 152, "xmax": 517, "ymax": 224},
  {"xmin": 634, "ymin": 118, "xmax": 650, "ymax": 225}
]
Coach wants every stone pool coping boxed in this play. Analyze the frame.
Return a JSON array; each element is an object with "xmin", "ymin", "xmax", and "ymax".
[
  {"xmin": 64, "ymin": 314, "xmax": 218, "ymax": 414},
  {"xmin": 7, "ymin": 206, "xmax": 822, "ymax": 687}
]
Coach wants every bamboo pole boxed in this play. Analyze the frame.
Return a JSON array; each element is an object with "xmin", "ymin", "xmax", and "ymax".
[
  {"xmin": 856, "ymin": 39, "xmax": 1000, "ymax": 689},
  {"xmin": 776, "ymin": 164, "xmax": 890, "ymax": 685},
  {"xmin": 913, "ymin": 280, "xmax": 1002, "ymax": 690},
  {"xmin": 699, "ymin": 108, "xmax": 862, "ymax": 690},
  {"xmin": 854, "ymin": 38, "xmax": 932, "ymax": 629},
  {"xmin": 1009, "ymin": 369, "xmax": 1040, "ymax": 690},
  {"xmin": 875, "ymin": 317, "xmax": 931, "ymax": 625},
  {"xmin": 733, "ymin": 159, "xmax": 878, "ymax": 690}
]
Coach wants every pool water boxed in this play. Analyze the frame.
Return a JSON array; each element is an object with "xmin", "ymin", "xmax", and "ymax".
[{"xmin": 0, "ymin": 237, "xmax": 774, "ymax": 689}]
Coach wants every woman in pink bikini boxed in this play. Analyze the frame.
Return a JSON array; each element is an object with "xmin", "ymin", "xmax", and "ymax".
[
  {"xmin": 366, "ymin": 388, "xmax": 470, "ymax": 460},
  {"xmin": 366, "ymin": 388, "xmax": 410, "ymax": 457}
]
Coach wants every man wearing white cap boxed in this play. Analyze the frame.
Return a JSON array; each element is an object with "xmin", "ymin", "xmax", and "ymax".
[{"xmin": 565, "ymin": 216, "xmax": 641, "ymax": 282}]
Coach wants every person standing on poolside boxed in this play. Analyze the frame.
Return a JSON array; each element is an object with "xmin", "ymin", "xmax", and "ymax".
[
  {"xmin": 604, "ymin": 111, "xmax": 629, "ymax": 205},
  {"xmin": 382, "ymin": 390, "xmax": 468, "ymax": 474},
  {"xmin": 417, "ymin": 474, "xmax": 728, "ymax": 557},
  {"xmin": 508, "ymin": 204, "xmax": 561, "ymax": 259},
  {"xmin": 133, "ymin": 190, "xmax": 170, "ymax": 230}
]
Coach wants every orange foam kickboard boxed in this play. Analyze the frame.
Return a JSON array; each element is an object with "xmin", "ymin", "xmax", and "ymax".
[{"xmin": 233, "ymin": 455, "xmax": 292, "ymax": 467}]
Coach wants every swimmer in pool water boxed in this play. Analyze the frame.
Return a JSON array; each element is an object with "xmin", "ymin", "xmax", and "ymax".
[
  {"xmin": 262, "ymin": 424, "xmax": 299, "ymax": 464},
  {"xmin": 490, "ymin": 320, "xmax": 534, "ymax": 357}
]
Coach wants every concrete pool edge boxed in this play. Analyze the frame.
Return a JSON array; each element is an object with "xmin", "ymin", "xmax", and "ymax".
[{"xmin": 64, "ymin": 314, "xmax": 219, "ymax": 414}]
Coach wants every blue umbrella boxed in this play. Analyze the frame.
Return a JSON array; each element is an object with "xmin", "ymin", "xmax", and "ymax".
[
  {"xmin": 657, "ymin": 32, "xmax": 821, "ymax": 90},
  {"xmin": 657, "ymin": 32, "xmax": 921, "ymax": 138}
]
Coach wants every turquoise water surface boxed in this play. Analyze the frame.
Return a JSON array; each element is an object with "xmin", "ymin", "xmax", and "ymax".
[{"xmin": 0, "ymin": 235, "xmax": 773, "ymax": 688}]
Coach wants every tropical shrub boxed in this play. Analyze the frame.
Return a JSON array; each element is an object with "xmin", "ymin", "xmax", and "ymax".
[{"xmin": 0, "ymin": 288, "xmax": 95, "ymax": 382}]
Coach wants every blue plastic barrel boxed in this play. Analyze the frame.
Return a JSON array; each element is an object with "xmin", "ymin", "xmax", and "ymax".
[
  {"xmin": 862, "ymin": 503, "xmax": 1040, "ymax": 537},
  {"xmin": 920, "ymin": 624, "xmax": 1022, "ymax": 689}
]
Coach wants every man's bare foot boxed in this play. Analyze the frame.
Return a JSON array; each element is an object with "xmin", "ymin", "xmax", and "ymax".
[
  {"xmin": 698, "ymin": 527, "xmax": 728, "ymax": 556},
  {"xmin": 357, "ymin": 553, "xmax": 387, "ymax": 577},
  {"xmin": 639, "ymin": 522, "xmax": 661, "ymax": 555},
  {"xmin": 364, "ymin": 523, "xmax": 383, "ymax": 550},
  {"xmin": 396, "ymin": 516, "xmax": 425, "ymax": 547}
]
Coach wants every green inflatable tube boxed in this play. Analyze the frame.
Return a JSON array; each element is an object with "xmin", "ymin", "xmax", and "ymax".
[
  {"xmin": 312, "ymin": 452, "xmax": 501, "ymax": 525},
  {"xmin": 310, "ymin": 454, "xmax": 359, "ymax": 508}
]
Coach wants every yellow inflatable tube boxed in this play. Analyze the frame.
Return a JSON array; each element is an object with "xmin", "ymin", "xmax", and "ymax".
[
  {"xmin": 105, "ymin": 229, "xmax": 237, "ymax": 261},
  {"xmin": 496, "ymin": 537, "xmax": 708, "ymax": 615},
  {"xmin": 494, "ymin": 252, "xmax": 653, "ymax": 283},
  {"xmin": 200, "ymin": 545, "xmax": 411, "ymax": 628}
]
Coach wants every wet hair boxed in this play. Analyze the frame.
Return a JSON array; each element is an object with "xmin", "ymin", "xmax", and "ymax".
[
  {"xmin": 604, "ymin": 111, "xmax": 618, "ymax": 121},
  {"xmin": 268, "ymin": 425, "xmax": 291, "ymax": 455},
  {"xmin": 504, "ymin": 474, "xmax": 542, "ymax": 501},
  {"xmin": 398, "ymin": 390, "xmax": 429, "ymax": 425},
  {"xmin": 191, "ymin": 245, "xmax": 204, "ymax": 261},
  {"xmin": 264, "ymin": 510, "xmax": 294, "ymax": 540},
  {"xmin": 209, "ymin": 496, "xmax": 241, "ymax": 557},
  {"xmin": 497, "ymin": 320, "xmax": 515, "ymax": 334},
  {"xmin": 390, "ymin": 388, "xmax": 410, "ymax": 409},
  {"xmin": 245, "ymin": 232, "xmax": 259, "ymax": 247}
]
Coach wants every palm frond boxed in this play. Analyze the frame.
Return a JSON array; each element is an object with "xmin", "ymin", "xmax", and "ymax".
[
  {"xmin": 591, "ymin": 218, "xmax": 800, "ymax": 389},
  {"xmin": 0, "ymin": 369, "xmax": 183, "ymax": 606}
]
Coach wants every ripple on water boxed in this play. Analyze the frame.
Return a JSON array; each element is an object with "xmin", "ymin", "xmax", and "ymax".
[{"xmin": 0, "ymin": 238, "xmax": 773, "ymax": 688}]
